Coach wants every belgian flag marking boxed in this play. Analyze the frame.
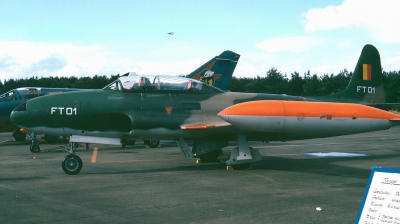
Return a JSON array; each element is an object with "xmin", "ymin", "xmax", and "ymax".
[{"xmin": 362, "ymin": 64, "xmax": 372, "ymax": 81}]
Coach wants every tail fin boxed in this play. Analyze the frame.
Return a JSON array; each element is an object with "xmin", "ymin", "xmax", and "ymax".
[
  {"xmin": 311, "ymin": 44, "xmax": 385, "ymax": 104},
  {"xmin": 186, "ymin": 51, "xmax": 240, "ymax": 90}
]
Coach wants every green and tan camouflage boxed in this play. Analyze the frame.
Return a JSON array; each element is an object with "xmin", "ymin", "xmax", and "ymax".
[{"xmin": 10, "ymin": 44, "xmax": 400, "ymax": 175}]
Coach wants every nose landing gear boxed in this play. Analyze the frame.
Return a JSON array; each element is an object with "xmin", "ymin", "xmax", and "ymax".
[{"xmin": 28, "ymin": 132, "xmax": 40, "ymax": 153}]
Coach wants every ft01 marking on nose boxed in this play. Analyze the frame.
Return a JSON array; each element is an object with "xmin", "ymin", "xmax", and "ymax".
[{"xmin": 51, "ymin": 107, "xmax": 77, "ymax": 115}]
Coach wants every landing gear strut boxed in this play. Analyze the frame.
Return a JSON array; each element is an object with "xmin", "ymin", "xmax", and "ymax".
[
  {"xmin": 61, "ymin": 141, "xmax": 83, "ymax": 175},
  {"xmin": 28, "ymin": 132, "xmax": 40, "ymax": 153},
  {"xmin": 226, "ymin": 134, "xmax": 262, "ymax": 170}
]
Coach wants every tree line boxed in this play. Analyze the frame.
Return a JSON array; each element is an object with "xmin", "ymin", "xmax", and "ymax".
[
  {"xmin": 1, "ymin": 68, "xmax": 400, "ymax": 103},
  {"xmin": 0, "ymin": 75, "xmax": 120, "ymax": 93},
  {"xmin": 227, "ymin": 68, "xmax": 400, "ymax": 103}
]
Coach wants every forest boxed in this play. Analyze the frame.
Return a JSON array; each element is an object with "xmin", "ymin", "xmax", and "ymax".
[{"xmin": 1, "ymin": 68, "xmax": 400, "ymax": 103}]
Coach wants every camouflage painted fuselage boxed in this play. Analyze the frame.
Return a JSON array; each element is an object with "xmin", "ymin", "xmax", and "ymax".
[{"xmin": 11, "ymin": 85, "xmax": 306, "ymax": 142}]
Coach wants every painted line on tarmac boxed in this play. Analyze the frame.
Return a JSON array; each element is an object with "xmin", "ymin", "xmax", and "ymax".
[
  {"xmin": 0, "ymin": 140, "xmax": 9, "ymax": 144},
  {"xmin": 91, "ymin": 147, "xmax": 98, "ymax": 163}
]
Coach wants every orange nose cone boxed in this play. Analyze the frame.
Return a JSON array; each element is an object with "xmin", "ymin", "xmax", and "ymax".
[{"xmin": 20, "ymin": 128, "xmax": 27, "ymax": 133}]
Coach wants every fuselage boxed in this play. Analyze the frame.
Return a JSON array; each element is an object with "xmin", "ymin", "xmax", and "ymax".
[
  {"xmin": 10, "ymin": 87, "xmax": 305, "ymax": 141},
  {"xmin": 11, "ymin": 75, "xmax": 399, "ymax": 143}
]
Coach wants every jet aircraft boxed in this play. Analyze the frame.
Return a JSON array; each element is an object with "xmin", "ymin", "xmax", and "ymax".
[{"xmin": 10, "ymin": 44, "xmax": 400, "ymax": 175}]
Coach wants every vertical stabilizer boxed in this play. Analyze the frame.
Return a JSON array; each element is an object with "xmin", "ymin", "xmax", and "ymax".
[
  {"xmin": 311, "ymin": 44, "xmax": 385, "ymax": 104},
  {"xmin": 186, "ymin": 51, "xmax": 240, "ymax": 90}
]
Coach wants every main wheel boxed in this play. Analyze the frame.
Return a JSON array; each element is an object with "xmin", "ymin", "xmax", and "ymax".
[
  {"xmin": 30, "ymin": 145, "xmax": 40, "ymax": 153},
  {"xmin": 144, "ymin": 140, "xmax": 160, "ymax": 148},
  {"xmin": 62, "ymin": 154, "xmax": 83, "ymax": 175},
  {"xmin": 121, "ymin": 139, "xmax": 136, "ymax": 148},
  {"xmin": 199, "ymin": 149, "xmax": 222, "ymax": 163},
  {"xmin": 230, "ymin": 163, "xmax": 251, "ymax": 170}
]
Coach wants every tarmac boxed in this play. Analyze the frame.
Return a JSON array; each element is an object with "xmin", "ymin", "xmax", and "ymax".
[{"xmin": 1, "ymin": 127, "xmax": 400, "ymax": 224}]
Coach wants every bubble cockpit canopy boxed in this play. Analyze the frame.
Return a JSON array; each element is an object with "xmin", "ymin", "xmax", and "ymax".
[{"xmin": 103, "ymin": 74, "xmax": 222, "ymax": 94}]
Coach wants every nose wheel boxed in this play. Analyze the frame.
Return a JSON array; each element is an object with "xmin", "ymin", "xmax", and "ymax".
[
  {"xmin": 28, "ymin": 132, "xmax": 40, "ymax": 153},
  {"xmin": 62, "ymin": 154, "xmax": 82, "ymax": 175},
  {"xmin": 30, "ymin": 145, "xmax": 40, "ymax": 153}
]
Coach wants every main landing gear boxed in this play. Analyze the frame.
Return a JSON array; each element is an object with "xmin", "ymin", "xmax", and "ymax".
[
  {"xmin": 176, "ymin": 135, "xmax": 261, "ymax": 170},
  {"xmin": 197, "ymin": 149, "xmax": 223, "ymax": 163},
  {"xmin": 144, "ymin": 139, "xmax": 160, "ymax": 148},
  {"xmin": 225, "ymin": 134, "xmax": 262, "ymax": 170},
  {"xmin": 61, "ymin": 141, "xmax": 83, "ymax": 175}
]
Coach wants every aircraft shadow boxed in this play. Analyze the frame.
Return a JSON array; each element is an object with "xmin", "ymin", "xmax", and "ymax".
[{"xmin": 86, "ymin": 152, "xmax": 400, "ymax": 178}]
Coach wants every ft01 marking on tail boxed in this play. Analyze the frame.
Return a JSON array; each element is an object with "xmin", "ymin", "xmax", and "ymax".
[
  {"xmin": 51, "ymin": 107, "xmax": 77, "ymax": 115},
  {"xmin": 357, "ymin": 86, "xmax": 376, "ymax": 93}
]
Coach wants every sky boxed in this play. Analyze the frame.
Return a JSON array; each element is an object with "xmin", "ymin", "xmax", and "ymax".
[{"xmin": 1, "ymin": 0, "xmax": 400, "ymax": 81}]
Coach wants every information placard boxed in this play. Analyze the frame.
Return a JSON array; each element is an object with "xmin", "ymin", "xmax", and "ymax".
[{"xmin": 355, "ymin": 167, "xmax": 400, "ymax": 224}]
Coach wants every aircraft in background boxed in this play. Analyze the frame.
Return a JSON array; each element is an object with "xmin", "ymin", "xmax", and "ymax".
[
  {"xmin": 0, "ymin": 87, "xmax": 82, "ymax": 141},
  {"xmin": 186, "ymin": 50, "xmax": 239, "ymax": 91},
  {"xmin": 11, "ymin": 44, "xmax": 400, "ymax": 175}
]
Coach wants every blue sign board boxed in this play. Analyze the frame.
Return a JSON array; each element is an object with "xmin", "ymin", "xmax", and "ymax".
[{"xmin": 355, "ymin": 167, "xmax": 400, "ymax": 223}]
